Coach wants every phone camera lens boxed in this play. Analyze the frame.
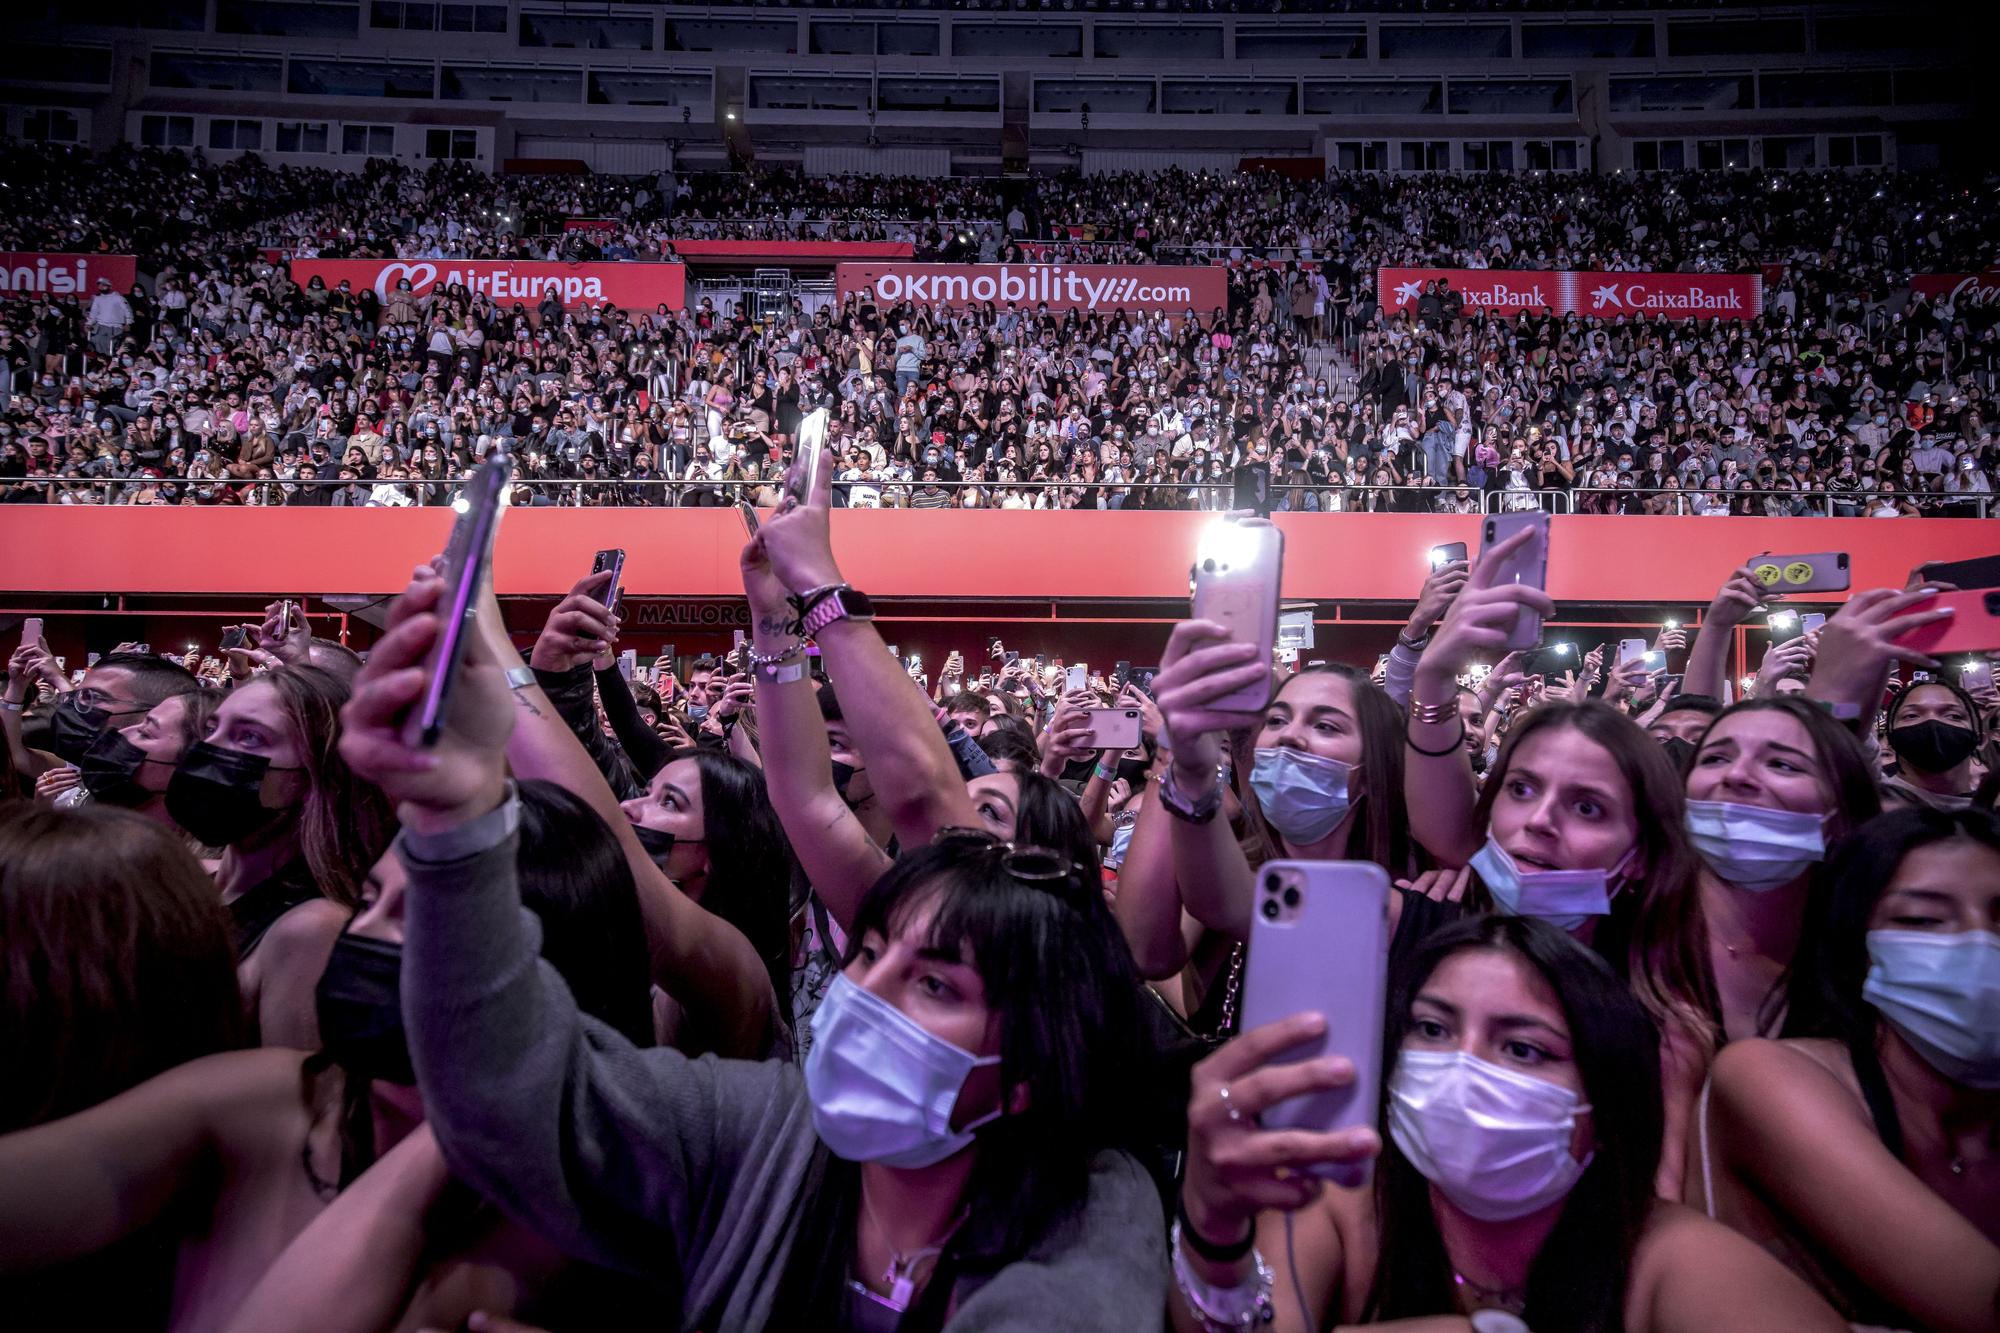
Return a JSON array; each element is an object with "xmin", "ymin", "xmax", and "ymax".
[
  {"xmin": 1202, "ymin": 558, "xmax": 1217, "ymax": 573},
  {"xmin": 1282, "ymin": 886, "xmax": 1301, "ymax": 908},
  {"xmin": 1260, "ymin": 898, "xmax": 1281, "ymax": 921},
  {"xmin": 1264, "ymin": 873, "xmax": 1282, "ymax": 893}
]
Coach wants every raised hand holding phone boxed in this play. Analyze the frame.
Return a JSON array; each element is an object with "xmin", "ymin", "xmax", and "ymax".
[
  {"xmin": 338, "ymin": 566, "xmax": 514, "ymax": 834},
  {"xmin": 1413, "ymin": 525, "xmax": 1559, "ymax": 696}
]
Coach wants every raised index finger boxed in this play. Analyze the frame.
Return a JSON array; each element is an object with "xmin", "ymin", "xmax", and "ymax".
[{"xmin": 1465, "ymin": 526, "xmax": 1534, "ymax": 592}]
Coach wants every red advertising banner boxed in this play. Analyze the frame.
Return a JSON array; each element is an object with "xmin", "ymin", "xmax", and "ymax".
[
  {"xmin": 288, "ymin": 258, "xmax": 685, "ymax": 311},
  {"xmin": 835, "ymin": 262, "xmax": 1227, "ymax": 313},
  {"xmin": 673, "ymin": 239, "xmax": 915, "ymax": 266},
  {"xmin": 1378, "ymin": 267, "xmax": 1762, "ymax": 321},
  {"xmin": 0, "ymin": 252, "xmax": 138, "ymax": 297},
  {"xmin": 1911, "ymin": 272, "xmax": 2000, "ymax": 308}
]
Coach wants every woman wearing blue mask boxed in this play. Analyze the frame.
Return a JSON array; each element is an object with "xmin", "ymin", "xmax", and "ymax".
[
  {"xmin": 1696, "ymin": 807, "xmax": 2000, "ymax": 1331},
  {"xmin": 1116, "ymin": 632, "xmax": 1427, "ymax": 1036},
  {"xmin": 335, "ymin": 572, "xmax": 1165, "ymax": 1330},
  {"xmin": 1406, "ymin": 533, "xmax": 1718, "ymax": 1196},
  {"xmin": 1683, "ymin": 698, "xmax": 1880, "ymax": 1042},
  {"xmin": 1172, "ymin": 916, "xmax": 1844, "ymax": 1332}
]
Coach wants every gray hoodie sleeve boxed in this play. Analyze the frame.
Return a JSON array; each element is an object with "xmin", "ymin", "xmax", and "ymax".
[{"xmin": 396, "ymin": 808, "xmax": 818, "ymax": 1308}]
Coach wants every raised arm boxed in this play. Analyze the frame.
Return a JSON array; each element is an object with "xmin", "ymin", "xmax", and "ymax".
[
  {"xmin": 756, "ymin": 448, "xmax": 978, "ymax": 846},
  {"xmin": 739, "ymin": 536, "xmax": 892, "ymax": 935},
  {"xmin": 1683, "ymin": 565, "xmax": 1765, "ymax": 701},
  {"xmin": 596, "ymin": 657, "xmax": 672, "ymax": 779},
  {"xmin": 1804, "ymin": 587, "xmax": 1954, "ymax": 740},
  {"xmin": 1404, "ymin": 527, "xmax": 1554, "ymax": 867},
  {"xmin": 338, "ymin": 588, "xmax": 805, "ymax": 1279},
  {"xmin": 468, "ymin": 578, "xmax": 775, "ymax": 1058}
]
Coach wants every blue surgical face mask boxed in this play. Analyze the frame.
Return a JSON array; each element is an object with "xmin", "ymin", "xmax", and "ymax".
[
  {"xmin": 1471, "ymin": 835, "xmax": 1628, "ymax": 932},
  {"xmin": 805, "ymin": 973, "xmax": 1002, "ymax": 1168},
  {"xmin": 686, "ymin": 702, "xmax": 708, "ymax": 722},
  {"xmin": 1249, "ymin": 747, "xmax": 1355, "ymax": 845},
  {"xmin": 1684, "ymin": 799, "xmax": 1826, "ymax": 891},
  {"xmin": 1863, "ymin": 930, "xmax": 2000, "ymax": 1089}
]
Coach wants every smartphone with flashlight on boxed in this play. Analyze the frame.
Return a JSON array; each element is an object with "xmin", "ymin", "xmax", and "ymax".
[
  {"xmin": 1429, "ymin": 541, "xmax": 1468, "ymax": 570},
  {"xmin": 1190, "ymin": 517, "xmax": 1284, "ymax": 715}
]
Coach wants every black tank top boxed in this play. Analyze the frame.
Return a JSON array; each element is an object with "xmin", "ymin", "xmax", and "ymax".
[{"xmin": 227, "ymin": 861, "xmax": 324, "ymax": 959}]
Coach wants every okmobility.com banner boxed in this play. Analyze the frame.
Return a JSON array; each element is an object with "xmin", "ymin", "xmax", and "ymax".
[
  {"xmin": 1377, "ymin": 267, "xmax": 1764, "ymax": 321},
  {"xmin": 836, "ymin": 262, "xmax": 1228, "ymax": 314}
]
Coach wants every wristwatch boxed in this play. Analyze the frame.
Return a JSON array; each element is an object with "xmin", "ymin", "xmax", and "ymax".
[
  {"xmin": 1158, "ymin": 765, "xmax": 1224, "ymax": 824},
  {"xmin": 799, "ymin": 586, "xmax": 876, "ymax": 639}
]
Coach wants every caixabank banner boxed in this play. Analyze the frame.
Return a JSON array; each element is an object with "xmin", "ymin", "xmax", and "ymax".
[{"xmin": 1378, "ymin": 267, "xmax": 1763, "ymax": 321}]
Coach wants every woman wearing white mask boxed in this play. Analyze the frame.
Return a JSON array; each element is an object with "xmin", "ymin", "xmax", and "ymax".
[
  {"xmin": 1172, "ymin": 916, "xmax": 1844, "ymax": 1332},
  {"xmin": 1406, "ymin": 532, "xmax": 1719, "ymax": 1196},
  {"xmin": 332, "ymin": 576, "xmax": 1167, "ymax": 1331},
  {"xmin": 1681, "ymin": 698, "xmax": 1880, "ymax": 1041},
  {"xmin": 1696, "ymin": 807, "xmax": 2000, "ymax": 1331}
]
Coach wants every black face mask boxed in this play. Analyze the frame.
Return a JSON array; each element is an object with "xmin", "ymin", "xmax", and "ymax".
[
  {"xmin": 633, "ymin": 823, "xmax": 678, "ymax": 865},
  {"xmin": 1115, "ymin": 755, "xmax": 1152, "ymax": 788},
  {"xmin": 1888, "ymin": 719, "xmax": 1981, "ymax": 774},
  {"xmin": 166, "ymin": 741, "xmax": 294, "ymax": 847},
  {"xmin": 315, "ymin": 930, "xmax": 415, "ymax": 1086},
  {"xmin": 830, "ymin": 760, "xmax": 859, "ymax": 802},
  {"xmin": 78, "ymin": 728, "xmax": 154, "ymax": 806},
  {"xmin": 50, "ymin": 695, "xmax": 133, "ymax": 765},
  {"xmin": 1658, "ymin": 736, "xmax": 1698, "ymax": 775}
]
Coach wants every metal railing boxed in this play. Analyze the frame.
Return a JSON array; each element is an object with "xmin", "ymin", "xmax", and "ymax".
[
  {"xmin": 10, "ymin": 474, "xmax": 1986, "ymax": 518},
  {"xmin": 1563, "ymin": 485, "xmax": 1991, "ymax": 520}
]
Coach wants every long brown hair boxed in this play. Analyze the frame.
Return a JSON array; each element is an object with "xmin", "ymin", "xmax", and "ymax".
[
  {"xmin": 255, "ymin": 666, "xmax": 395, "ymax": 910},
  {"xmin": 1472, "ymin": 700, "xmax": 1719, "ymax": 1056},
  {"xmin": 0, "ymin": 805, "xmax": 248, "ymax": 1131},
  {"xmin": 1231, "ymin": 664, "xmax": 1420, "ymax": 879}
]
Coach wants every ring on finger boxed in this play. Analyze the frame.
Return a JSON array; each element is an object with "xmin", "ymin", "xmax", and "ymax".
[{"xmin": 1218, "ymin": 1083, "xmax": 1244, "ymax": 1124}]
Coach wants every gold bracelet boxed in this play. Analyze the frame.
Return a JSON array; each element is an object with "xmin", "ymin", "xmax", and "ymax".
[{"xmin": 1409, "ymin": 695, "xmax": 1459, "ymax": 725}]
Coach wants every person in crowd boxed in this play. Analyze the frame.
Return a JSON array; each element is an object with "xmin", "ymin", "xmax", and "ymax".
[
  {"xmin": 1403, "ymin": 529, "xmax": 1718, "ymax": 1196},
  {"xmin": 1695, "ymin": 807, "xmax": 2000, "ymax": 1331},
  {"xmin": 0, "ymin": 780, "xmax": 661, "ymax": 1332},
  {"xmin": 4, "ymin": 644, "xmax": 199, "ymax": 791},
  {"xmin": 172, "ymin": 665, "xmax": 395, "ymax": 1049},
  {"xmin": 332, "ymin": 566, "xmax": 1169, "ymax": 1329},
  {"xmin": 1173, "ymin": 915, "xmax": 1845, "ymax": 1331},
  {"xmin": 1684, "ymin": 697, "xmax": 1881, "ymax": 1041},
  {"xmin": 0, "ymin": 804, "xmax": 248, "ymax": 1328},
  {"xmin": 72, "ymin": 687, "xmax": 222, "ymax": 828},
  {"xmin": 1882, "ymin": 678, "xmax": 1988, "ymax": 812}
]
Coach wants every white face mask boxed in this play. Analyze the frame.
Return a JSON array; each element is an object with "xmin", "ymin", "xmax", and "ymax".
[
  {"xmin": 805, "ymin": 973, "xmax": 1002, "ymax": 1168},
  {"xmin": 1471, "ymin": 836, "xmax": 1628, "ymax": 932},
  {"xmin": 1863, "ymin": 930, "xmax": 2000, "ymax": 1090},
  {"xmin": 1389, "ymin": 1048, "xmax": 1592, "ymax": 1222},
  {"xmin": 1684, "ymin": 799, "xmax": 1826, "ymax": 891}
]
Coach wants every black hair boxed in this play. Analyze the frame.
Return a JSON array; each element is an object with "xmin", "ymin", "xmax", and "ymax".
[
  {"xmin": 1366, "ymin": 916, "xmax": 1662, "ymax": 1333},
  {"xmin": 763, "ymin": 839, "xmax": 1151, "ymax": 1329},
  {"xmin": 676, "ymin": 747, "xmax": 800, "ymax": 1030},
  {"xmin": 1887, "ymin": 678, "xmax": 1986, "ymax": 741},
  {"xmin": 89, "ymin": 653, "xmax": 199, "ymax": 710},
  {"xmin": 1006, "ymin": 769, "xmax": 1102, "ymax": 882},
  {"xmin": 977, "ymin": 720, "xmax": 1040, "ymax": 770},
  {"xmin": 515, "ymin": 779, "xmax": 655, "ymax": 1048},
  {"xmin": 1658, "ymin": 693, "xmax": 1725, "ymax": 720},
  {"xmin": 1781, "ymin": 806, "xmax": 2000, "ymax": 1156}
]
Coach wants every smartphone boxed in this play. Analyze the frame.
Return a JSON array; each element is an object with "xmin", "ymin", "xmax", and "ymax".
[
  {"xmin": 1642, "ymin": 650, "xmax": 1667, "ymax": 671},
  {"xmin": 1080, "ymin": 706, "xmax": 1143, "ymax": 751},
  {"xmin": 22, "ymin": 616, "xmax": 43, "ymax": 647},
  {"xmin": 731, "ymin": 629, "xmax": 749, "ymax": 672},
  {"xmin": 219, "ymin": 625, "xmax": 248, "ymax": 651},
  {"xmin": 591, "ymin": 548, "xmax": 627, "ymax": 618},
  {"xmin": 1522, "ymin": 643, "xmax": 1575, "ymax": 676},
  {"xmin": 1190, "ymin": 518, "xmax": 1284, "ymax": 714},
  {"xmin": 1802, "ymin": 613, "xmax": 1826, "ymax": 635},
  {"xmin": 85, "ymin": 652, "xmax": 100, "ymax": 668},
  {"xmin": 1748, "ymin": 552, "xmax": 1849, "ymax": 594},
  {"xmin": 1963, "ymin": 660, "xmax": 1995, "ymax": 692},
  {"xmin": 1767, "ymin": 609, "xmax": 1806, "ymax": 646},
  {"xmin": 736, "ymin": 500, "xmax": 760, "ymax": 538},
  {"xmin": 785, "ymin": 406, "xmax": 829, "ymax": 505},
  {"xmin": 1238, "ymin": 860, "xmax": 1390, "ymax": 1187},
  {"xmin": 1429, "ymin": 541, "xmax": 1468, "ymax": 569},
  {"xmin": 1004, "ymin": 650, "xmax": 1020, "ymax": 666},
  {"xmin": 1034, "ymin": 653, "xmax": 1048, "ymax": 671},
  {"xmin": 280, "ymin": 600, "xmax": 298, "ymax": 637},
  {"xmin": 1065, "ymin": 663, "xmax": 1088, "ymax": 694},
  {"xmin": 136, "ymin": 643, "xmax": 150, "ymax": 655},
  {"xmin": 1617, "ymin": 637, "xmax": 1649, "ymax": 666},
  {"xmin": 1480, "ymin": 512, "xmax": 1550, "ymax": 652},
  {"xmin": 618, "ymin": 648, "xmax": 638, "ymax": 681},
  {"xmin": 1113, "ymin": 659, "xmax": 1132, "ymax": 690},
  {"xmin": 1895, "ymin": 590, "xmax": 2000, "ymax": 657},
  {"xmin": 408, "ymin": 457, "xmax": 509, "ymax": 747},
  {"xmin": 1918, "ymin": 554, "xmax": 2000, "ymax": 591},
  {"xmin": 660, "ymin": 642, "xmax": 676, "ymax": 675}
]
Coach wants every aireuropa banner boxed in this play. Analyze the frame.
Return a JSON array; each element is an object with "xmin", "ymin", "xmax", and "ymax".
[
  {"xmin": 837, "ymin": 262, "xmax": 1227, "ymax": 314},
  {"xmin": 1378, "ymin": 267, "xmax": 1762, "ymax": 321},
  {"xmin": 1911, "ymin": 272, "xmax": 2000, "ymax": 308},
  {"xmin": 0, "ymin": 252, "xmax": 138, "ymax": 297},
  {"xmin": 288, "ymin": 258, "xmax": 685, "ymax": 311}
]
